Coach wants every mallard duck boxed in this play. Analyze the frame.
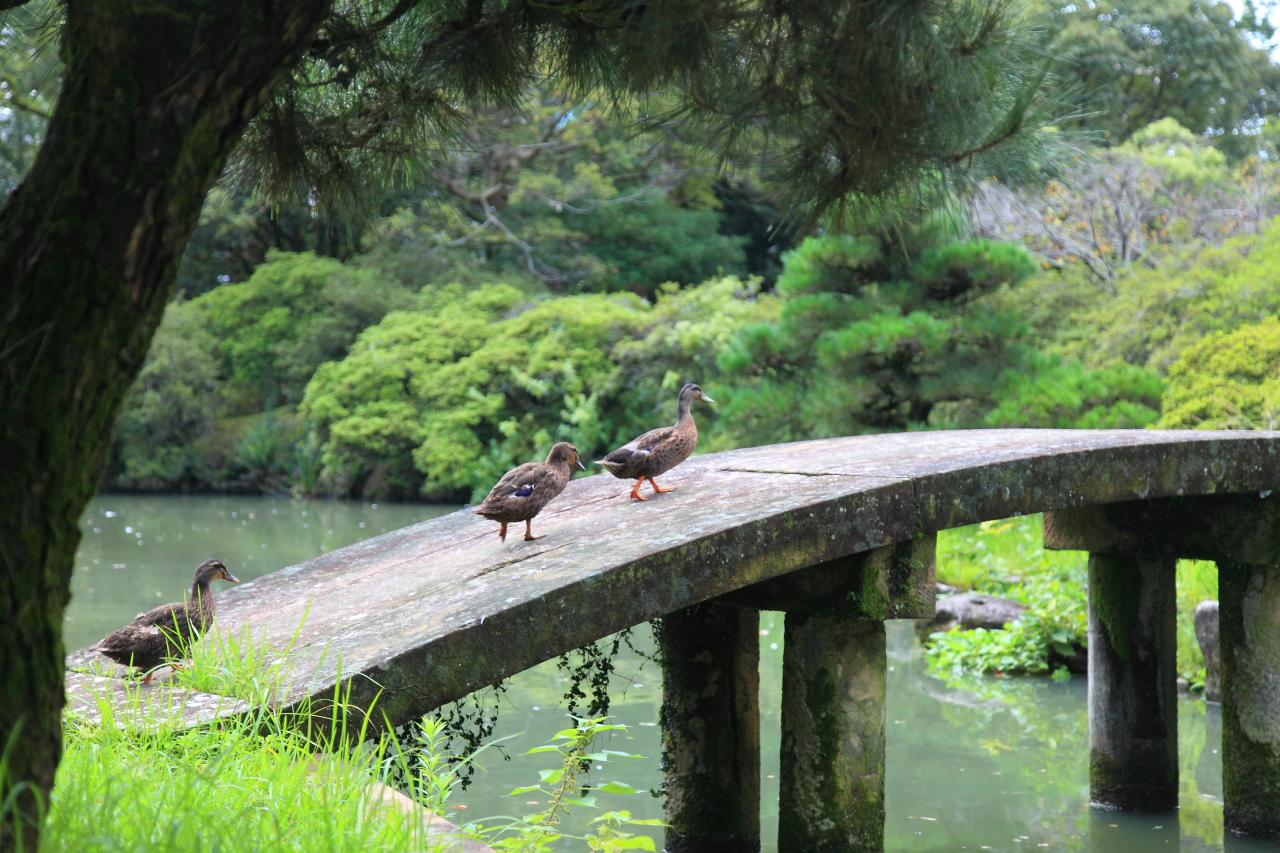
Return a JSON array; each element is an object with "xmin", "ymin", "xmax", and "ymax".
[
  {"xmin": 475, "ymin": 442, "xmax": 586, "ymax": 542},
  {"xmin": 90, "ymin": 558, "xmax": 239, "ymax": 683},
  {"xmin": 596, "ymin": 382, "xmax": 714, "ymax": 500}
]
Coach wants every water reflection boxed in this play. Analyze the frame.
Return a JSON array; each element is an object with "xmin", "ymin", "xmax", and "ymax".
[
  {"xmin": 69, "ymin": 494, "xmax": 1252, "ymax": 851},
  {"xmin": 1088, "ymin": 809, "xmax": 1179, "ymax": 851},
  {"xmin": 68, "ymin": 494, "xmax": 444, "ymax": 649}
]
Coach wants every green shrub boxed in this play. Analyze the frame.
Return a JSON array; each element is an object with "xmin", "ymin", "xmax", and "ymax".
[
  {"xmin": 110, "ymin": 303, "xmax": 223, "ymax": 490},
  {"xmin": 302, "ymin": 274, "xmax": 777, "ymax": 500},
  {"xmin": 714, "ymin": 227, "xmax": 1152, "ymax": 447},
  {"xmin": 303, "ymin": 283, "xmax": 647, "ymax": 500},
  {"xmin": 198, "ymin": 251, "xmax": 414, "ymax": 412},
  {"xmin": 929, "ymin": 517, "xmax": 1087, "ymax": 677},
  {"xmin": 1159, "ymin": 317, "xmax": 1280, "ymax": 429},
  {"xmin": 982, "ymin": 353, "xmax": 1163, "ymax": 428}
]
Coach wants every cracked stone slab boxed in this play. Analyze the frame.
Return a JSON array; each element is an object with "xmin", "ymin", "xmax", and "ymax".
[{"xmin": 64, "ymin": 429, "xmax": 1280, "ymax": 733}]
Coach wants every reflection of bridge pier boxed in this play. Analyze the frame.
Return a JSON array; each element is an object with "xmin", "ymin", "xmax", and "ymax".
[{"xmin": 64, "ymin": 430, "xmax": 1280, "ymax": 850}]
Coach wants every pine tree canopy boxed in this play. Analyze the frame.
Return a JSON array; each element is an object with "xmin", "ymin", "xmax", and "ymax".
[{"xmin": 227, "ymin": 0, "xmax": 1059, "ymax": 220}]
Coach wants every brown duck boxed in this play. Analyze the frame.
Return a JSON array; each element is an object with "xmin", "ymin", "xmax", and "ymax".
[
  {"xmin": 597, "ymin": 382, "xmax": 714, "ymax": 500},
  {"xmin": 90, "ymin": 558, "xmax": 239, "ymax": 683},
  {"xmin": 475, "ymin": 442, "xmax": 586, "ymax": 542}
]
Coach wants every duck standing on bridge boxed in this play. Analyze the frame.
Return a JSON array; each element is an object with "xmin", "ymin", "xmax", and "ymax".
[
  {"xmin": 475, "ymin": 442, "xmax": 586, "ymax": 542},
  {"xmin": 597, "ymin": 382, "xmax": 714, "ymax": 501},
  {"xmin": 90, "ymin": 558, "xmax": 240, "ymax": 684}
]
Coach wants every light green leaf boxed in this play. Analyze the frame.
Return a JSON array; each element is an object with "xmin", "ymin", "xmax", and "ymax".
[
  {"xmin": 508, "ymin": 785, "xmax": 542, "ymax": 796},
  {"xmin": 595, "ymin": 781, "xmax": 638, "ymax": 795}
]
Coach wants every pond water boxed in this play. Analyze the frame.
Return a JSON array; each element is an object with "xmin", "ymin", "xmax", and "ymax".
[{"xmin": 68, "ymin": 494, "xmax": 1267, "ymax": 852}]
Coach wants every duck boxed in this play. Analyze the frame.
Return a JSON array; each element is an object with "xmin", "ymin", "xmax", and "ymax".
[
  {"xmin": 596, "ymin": 382, "xmax": 715, "ymax": 500},
  {"xmin": 90, "ymin": 558, "xmax": 239, "ymax": 683},
  {"xmin": 475, "ymin": 442, "xmax": 586, "ymax": 542}
]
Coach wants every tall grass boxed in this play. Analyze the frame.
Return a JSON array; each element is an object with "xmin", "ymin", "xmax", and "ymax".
[{"xmin": 3, "ymin": 627, "xmax": 475, "ymax": 853}]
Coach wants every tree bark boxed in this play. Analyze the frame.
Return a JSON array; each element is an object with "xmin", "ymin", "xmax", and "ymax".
[{"xmin": 0, "ymin": 1, "xmax": 331, "ymax": 845}]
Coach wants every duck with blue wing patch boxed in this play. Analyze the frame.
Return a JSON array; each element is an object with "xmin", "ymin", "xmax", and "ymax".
[
  {"xmin": 475, "ymin": 442, "xmax": 586, "ymax": 542},
  {"xmin": 597, "ymin": 382, "xmax": 714, "ymax": 501}
]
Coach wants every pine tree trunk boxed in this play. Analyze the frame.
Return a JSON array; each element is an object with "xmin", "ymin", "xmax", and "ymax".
[{"xmin": 0, "ymin": 2, "xmax": 330, "ymax": 845}]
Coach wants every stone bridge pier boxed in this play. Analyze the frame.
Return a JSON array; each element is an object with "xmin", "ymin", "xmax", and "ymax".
[
  {"xmin": 657, "ymin": 491, "xmax": 1280, "ymax": 851},
  {"xmin": 661, "ymin": 536, "xmax": 936, "ymax": 853},
  {"xmin": 1046, "ymin": 493, "xmax": 1280, "ymax": 839}
]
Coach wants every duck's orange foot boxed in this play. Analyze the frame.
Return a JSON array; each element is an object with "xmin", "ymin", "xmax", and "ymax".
[
  {"xmin": 629, "ymin": 480, "xmax": 649, "ymax": 501},
  {"xmin": 499, "ymin": 522, "xmax": 508, "ymax": 542},
  {"xmin": 524, "ymin": 520, "xmax": 543, "ymax": 541},
  {"xmin": 648, "ymin": 477, "xmax": 675, "ymax": 494}
]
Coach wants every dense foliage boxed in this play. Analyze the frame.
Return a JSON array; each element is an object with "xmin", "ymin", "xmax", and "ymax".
[
  {"xmin": 302, "ymin": 277, "xmax": 776, "ymax": 500},
  {"xmin": 110, "ymin": 211, "xmax": 1172, "ymax": 502},
  {"xmin": 1041, "ymin": 0, "xmax": 1280, "ymax": 155},
  {"xmin": 1160, "ymin": 318, "xmax": 1280, "ymax": 430},
  {"xmin": 713, "ymin": 223, "xmax": 1159, "ymax": 447}
]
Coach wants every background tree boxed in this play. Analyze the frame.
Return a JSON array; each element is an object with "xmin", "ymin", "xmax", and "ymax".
[
  {"xmin": 971, "ymin": 118, "xmax": 1273, "ymax": 285},
  {"xmin": 0, "ymin": 0, "xmax": 1057, "ymax": 843},
  {"xmin": 714, "ymin": 216, "xmax": 1160, "ymax": 446},
  {"xmin": 356, "ymin": 86, "xmax": 754, "ymax": 294},
  {"xmin": 1042, "ymin": 0, "xmax": 1280, "ymax": 155}
]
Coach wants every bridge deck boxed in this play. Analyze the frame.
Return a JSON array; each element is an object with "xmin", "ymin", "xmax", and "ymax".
[{"xmin": 66, "ymin": 429, "xmax": 1280, "ymax": 729}]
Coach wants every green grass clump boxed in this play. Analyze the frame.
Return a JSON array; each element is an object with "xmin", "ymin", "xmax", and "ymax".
[
  {"xmin": 931, "ymin": 516, "xmax": 1219, "ymax": 685},
  {"xmin": 45, "ymin": 710, "xmax": 437, "ymax": 852},
  {"xmin": 8, "ymin": 626, "xmax": 469, "ymax": 853},
  {"xmin": 930, "ymin": 516, "xmax": 1087, "ymax": 677}
]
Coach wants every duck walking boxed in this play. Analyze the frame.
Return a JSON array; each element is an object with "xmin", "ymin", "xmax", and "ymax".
[
  {"xmin": 91, "ymin": 558, "xmax": 239, "ymax": 683},
  {"xmin": 475, "ymin": 442, "xmax": 586, "ymax": 542},
  {"xmin": 597, "ymin": 382, "xmax": 714, "ymax": 500}
]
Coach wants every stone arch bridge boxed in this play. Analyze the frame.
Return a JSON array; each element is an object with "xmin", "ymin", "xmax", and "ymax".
[{"xmin": 68, "ymin": 429, "xmax": 1280, "ymax": 850}]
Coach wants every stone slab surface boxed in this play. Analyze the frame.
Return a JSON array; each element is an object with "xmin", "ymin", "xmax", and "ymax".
[
  {"xmin": 66, "ymin": 429, "xmax": 1280, "ymax": 730},
  {"xmin": 64, "ymin": 670, "xmax": 248, "ymax": 728}
]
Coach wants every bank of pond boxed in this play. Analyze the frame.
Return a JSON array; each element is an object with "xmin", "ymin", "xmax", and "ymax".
[{"xmin": 59, "ymin": 494, "xmax": 1249, "ymax": 851}]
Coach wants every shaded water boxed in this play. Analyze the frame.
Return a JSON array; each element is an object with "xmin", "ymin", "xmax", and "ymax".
[{"xmin": 69, "ymin": 495, "xmax": 1266, "ymax": 851}]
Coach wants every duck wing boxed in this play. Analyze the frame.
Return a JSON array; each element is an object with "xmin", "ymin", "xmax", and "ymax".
[
  {"xmin": 480, "ymin": 462, "xmax": 542, "ymax": 505},
  {"xmin": 598, "ymin": 425, "xmax": 677, "ymax": 476},
  {"xmin": 130, "ymin": 601, "xmax": 189, "ymax": 630},
  {"xmin": 476, "ymin": 462, "xmax": 566, "ymax": 520},
  {"xmin": 604, "ymin": 425, "xmax": 676, "ymax": 461},
  {"xmin": 91, "ymin": 601, "xmax": 194, "ymax": 669}
]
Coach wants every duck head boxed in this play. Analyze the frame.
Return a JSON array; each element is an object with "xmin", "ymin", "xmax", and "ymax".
[
  {"xmin": 678, "ymin": 383, "xmax": 715, "ymax": 415},
  {"xmin": 193, "ymin": 558, "xmax": 240, "ymax": 586},
  {"xmin": 548, "ymin": 441, "xmax": 587, "ymax": 471}
]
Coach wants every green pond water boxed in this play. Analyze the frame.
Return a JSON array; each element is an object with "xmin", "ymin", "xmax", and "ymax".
[{"xmin": 68, "ymin": 494, "xmax": 1267, "ymax": 852}]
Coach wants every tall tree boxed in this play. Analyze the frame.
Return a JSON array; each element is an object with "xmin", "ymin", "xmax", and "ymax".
[
  {"xmin": 1043, "ymin": 0, "xmax": 1280, "ymax": 156},
  {"xmin": 0, "ymin": 0, "xmax": 1055, "ymax": 845}
]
